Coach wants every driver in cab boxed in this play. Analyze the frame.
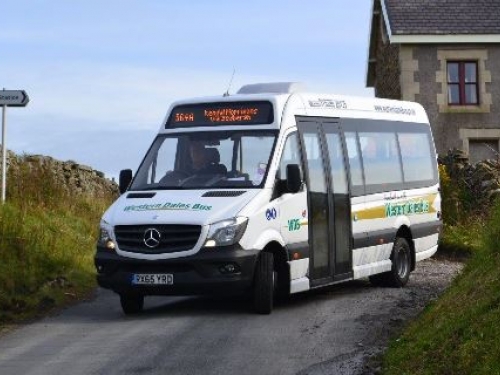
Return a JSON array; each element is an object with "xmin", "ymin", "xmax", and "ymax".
[
  {"xmin": 184, "ymin": 141, "xmax": 227, "ymax": 179},
  {"xmin": 160, "ymin": 141, "xmax": 226, "ymax": 185},
  {"xmin": 189, "ymin": 142, "xmax": 211, "ymax": 173}
]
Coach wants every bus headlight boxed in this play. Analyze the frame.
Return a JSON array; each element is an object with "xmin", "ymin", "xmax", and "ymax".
[
  {"xmin": 205, "ymin": 217, "xmax": 248, "ymax": 247},
  {"xmin": 98, "ymin": 221, "xmax": 116, "ymax": 251}
]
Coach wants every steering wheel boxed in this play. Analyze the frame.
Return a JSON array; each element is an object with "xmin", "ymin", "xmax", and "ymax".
[
  {"xmin": 159, "ymin": 170, "xmax": 190, "ymax": 185},
  {"xmin": 170, "ymin": 170, "xmax": 189, "ymax": 178}
]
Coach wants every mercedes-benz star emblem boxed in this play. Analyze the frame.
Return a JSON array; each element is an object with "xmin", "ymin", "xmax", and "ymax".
[{"xmin": 143, "ymin": 228, "xmax": 161, "ymax": 248}]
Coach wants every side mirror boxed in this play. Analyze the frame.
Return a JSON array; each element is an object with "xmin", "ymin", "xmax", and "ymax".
[
  {"xmin": 119, "ymin": 169, "xmax": 133, "ymax": 194},
  {"xmin": 286, "ymin": 164, "xmax": 302, "ymax": 193}
]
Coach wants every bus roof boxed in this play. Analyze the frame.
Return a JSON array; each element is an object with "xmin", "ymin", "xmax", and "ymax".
[{"xmin": 159, "ymin": 83, "xmax": 430, "ymax": 133}]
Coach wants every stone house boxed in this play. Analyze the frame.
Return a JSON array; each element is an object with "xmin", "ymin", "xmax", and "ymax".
[{"xmin": 366, "ymin": 0, "xmax": 500, "ymax": 163}]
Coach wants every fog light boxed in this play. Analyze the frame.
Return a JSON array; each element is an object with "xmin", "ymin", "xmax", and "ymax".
[{"xmin": 219, "ymin": 263, "xmax": 240, "ymax": 274}]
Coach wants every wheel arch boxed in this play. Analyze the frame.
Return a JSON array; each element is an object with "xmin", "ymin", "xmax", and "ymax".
[{"xmin": 262, "ymin": 241, "xmax": 290, "ymax": 297}]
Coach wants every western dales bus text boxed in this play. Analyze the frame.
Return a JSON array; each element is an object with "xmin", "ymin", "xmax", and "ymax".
[
  {"xmin": 385, "ymin": 199, "xmax": 430, "ymax": 217},
  {"xmin": 124, "ymin": 202, "xmax": 212, "ymax": 212}
]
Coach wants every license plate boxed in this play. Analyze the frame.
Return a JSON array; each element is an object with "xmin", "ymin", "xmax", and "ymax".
[{"xmin": 132, "ymin": 274, "xmax": 174, "ymax": 285}]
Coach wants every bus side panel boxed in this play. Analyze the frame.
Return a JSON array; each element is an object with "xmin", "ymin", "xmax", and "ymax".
[
  {"xmin": 352, "ymin": 192, "xmax": 393, "ymax": 279},
  {"xmin": 351, "ymin": 185, "xmax": 441, "ymax": 279},
  {"xmin": 341, "ymin": 116, "xmax": 441, "ymax": 280}
]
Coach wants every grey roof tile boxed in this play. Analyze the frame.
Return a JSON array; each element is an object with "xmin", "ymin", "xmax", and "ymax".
[{"xmin": 384, "ymin": 0, "xmax": 500, "ymax": 35}]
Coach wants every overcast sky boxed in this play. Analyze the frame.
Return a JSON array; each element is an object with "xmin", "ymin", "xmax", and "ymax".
[{"xmin": 1, "ymin": 0, "xmax": 373, "ymax": 179}]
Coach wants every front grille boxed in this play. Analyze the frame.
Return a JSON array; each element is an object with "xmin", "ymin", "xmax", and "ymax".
[{"xmin": 114, "ymin": 225, "xmax": 201, "ymax": 254}]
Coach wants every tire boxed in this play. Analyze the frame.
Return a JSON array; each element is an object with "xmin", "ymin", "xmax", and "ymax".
[
  {"xmin": 120, "ymin": 293, "xmax": 144, "ymax": 315},
  {"xmin": 253, "ymin": 252, "xmax": 274, "ymax": 314},
  {"xmin": 369, "ymin": 237, "xmax": 412, "ymax": 288}
]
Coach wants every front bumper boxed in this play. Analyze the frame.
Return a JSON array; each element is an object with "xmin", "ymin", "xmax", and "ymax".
[{"xmin": 94, "ymin": 245, "xmax": 259, "ymax": 296}]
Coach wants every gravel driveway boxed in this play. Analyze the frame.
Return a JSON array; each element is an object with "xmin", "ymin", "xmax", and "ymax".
[{"xmin": 0, "ymin": 258, "xmax": 463, "ymax": 375}]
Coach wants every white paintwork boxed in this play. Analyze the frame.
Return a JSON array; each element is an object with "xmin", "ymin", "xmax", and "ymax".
[
  {"xmin": 415, "ymin": 234, "xmax": 440, "ymax": 252},
  {"xmin": 353, "ymin": 260, "xmax": 392, "ymax": 279},
  {"xmin": 415, "ymin": 245, "xmax": 439, "ymax": 262},
  {"xmin": 237, "ymin": 82, "xmax": 306, "ymax": 95},
  {"xmin": 289, "ymin": 258, "xmax": 309, "ymax": 280},
  {"xmin": 290, "ymin": 277, "xmax": 310, "ymax": 294},
  {"xmin": 353, "ymin": 243, "xmax": 394, "ymax": 268},
  {"xmin": 413, "ymin": 224, "xmax": 439, "ymax": 258}
]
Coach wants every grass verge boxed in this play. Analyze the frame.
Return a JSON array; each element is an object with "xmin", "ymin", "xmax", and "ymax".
[
  {"xmin": 382, "ymin": 202, "xmax": 500, "ymax": 374},
  {"xmin": 436, "ymin": 219, "xmax": 483, "ymax": 260},
  {"xmin": 0, "ymin": 158, "xmax": 114, "ymax": 326}
]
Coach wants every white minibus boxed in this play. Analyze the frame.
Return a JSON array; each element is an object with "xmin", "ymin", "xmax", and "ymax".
[{"xmin": 95, "ymin": 82, "xmax": 441, "ymax": 314}]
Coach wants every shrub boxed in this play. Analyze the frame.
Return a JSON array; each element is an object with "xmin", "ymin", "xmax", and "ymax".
[{"xmin": 0, "ymin": 155, "xmax": 115, "ymax": 323}]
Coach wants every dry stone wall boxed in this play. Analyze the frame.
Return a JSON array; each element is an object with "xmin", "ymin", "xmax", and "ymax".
[
  {"xmin": 5, "ymin": 151, "xmax": 119, "ymax": 198},
  {"xmin": 439, "ymin": 148, "xmax": 500, "ymax": 210}
]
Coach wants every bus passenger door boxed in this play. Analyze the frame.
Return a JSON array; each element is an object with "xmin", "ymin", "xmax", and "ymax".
[
  {"xmin": 297, "ymin": 120, "xmax": 332, "ymax": 283},
  {"xmin": 297, "ymin": 118, "xmax": 353, "ymax": 285},
  {"xmin": 322, "ymin": 122, "xmax": 352, "ymax": 279}
]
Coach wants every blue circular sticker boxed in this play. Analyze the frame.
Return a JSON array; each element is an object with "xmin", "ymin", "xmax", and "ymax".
[{"xmin": 266, "ymin": 208, "xmax": 277, "ymax": 221}]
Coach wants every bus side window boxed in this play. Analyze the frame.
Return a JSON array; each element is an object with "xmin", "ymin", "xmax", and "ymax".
[
  {"xmin": 324, "ymin": 132, "xmax": 348, "ymax": 194},
  {"xmin": 398, "ymin": 132, "xmax": 434, "ymax": 182},
  {"xmin": 345, "ymin": 132, "xmax": 363, "ymax": 188},
  {"xmin": 359, "ymin": 132, "xmax": 402, "ymax": 185},
  {"xmin": 275, "ymin": 133, "xmax": 302, "ymax": 194}
]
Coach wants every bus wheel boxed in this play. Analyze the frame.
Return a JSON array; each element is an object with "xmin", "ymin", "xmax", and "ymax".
[
  {"xmin": 369, "ymin": 237, "xmax": 411, "ymax": 287},
  {"xmin": 253, "ymin": 252, "xmax": 274, "ymax": 314},
  {"xmin": 120, "ymin": 293, "xmax": 144, "ymax": 315}
]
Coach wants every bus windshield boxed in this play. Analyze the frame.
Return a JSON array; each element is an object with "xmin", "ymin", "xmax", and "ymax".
[{"xmin": 130, "ymin": 130, "xmax": 278, "ymax": 190}]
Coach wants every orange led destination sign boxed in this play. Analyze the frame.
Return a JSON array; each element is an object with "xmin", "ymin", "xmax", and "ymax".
[{"xmin": 167, "ymin": 101, "xmax": 274, "ymax": 127}]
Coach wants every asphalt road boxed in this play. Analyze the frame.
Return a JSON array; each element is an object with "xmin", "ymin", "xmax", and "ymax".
[{"xmin": 0, "ymin": 259, "xmax": 461, "ymax": 375}]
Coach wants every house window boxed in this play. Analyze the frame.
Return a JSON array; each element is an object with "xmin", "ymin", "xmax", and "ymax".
[{"xmin": 447, "ymin": 61, "xmax": 479, "ymax": 105}]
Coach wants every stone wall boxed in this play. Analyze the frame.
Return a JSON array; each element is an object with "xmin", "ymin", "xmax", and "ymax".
[
  {"xmin": 439, "ymin": 148, "xmax": 500, "ymax": 212},
  {"xmin": 5, "ymin": 151, "xmax": 119, "ymax": 198}
]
